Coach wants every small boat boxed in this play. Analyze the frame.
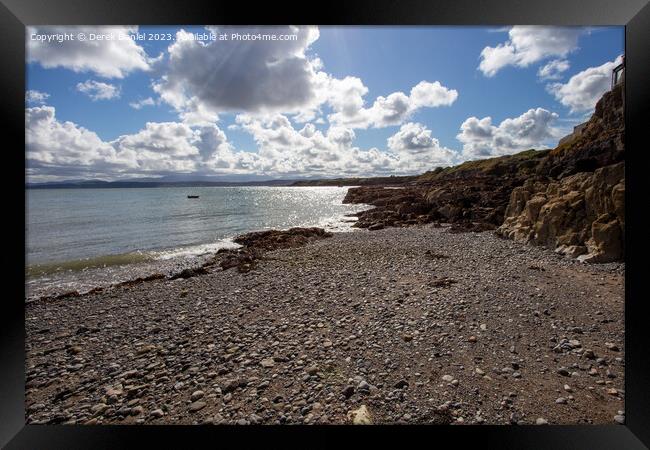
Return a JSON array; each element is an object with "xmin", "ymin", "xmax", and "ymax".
[{"xmin": 187, "ymin": 195, "xmax": 199, "ymax": 199}]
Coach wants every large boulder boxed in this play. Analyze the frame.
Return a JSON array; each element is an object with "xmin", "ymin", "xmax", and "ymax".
[{"xmin": 580, "ymin": 213, "xmax": 623, "ymax": 263}]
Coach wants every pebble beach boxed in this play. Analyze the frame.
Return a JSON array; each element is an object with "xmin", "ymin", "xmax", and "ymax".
[{"xmin": 25, "ymin": 225, "xmax": 625, "ymax": 425}]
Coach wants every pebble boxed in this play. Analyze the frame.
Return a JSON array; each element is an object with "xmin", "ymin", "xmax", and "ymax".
[
  {"xmin": 189, "ymin": 401, "xmax": 206, "ymax": 412},
  {"xmin": 190, "ymin": 390, "xmax": 205, "ymax": 402},
  {"xmin": 223, "ymin": 380, "xmax": 239, "ymax": 393},
  {"xmin": 394, "ymin": 380, "xmax": 409, "ymax": 389},
  {"xmin": 341, "ymin": 385, "xmax": 355, "ymax": 398},
  {"xmin": 260, "ymin": 358, "xmax": 275, "ymax": 368},
  {"xmin": 347, "ymin": 405, "xmax": 372, "ymax": 425}
]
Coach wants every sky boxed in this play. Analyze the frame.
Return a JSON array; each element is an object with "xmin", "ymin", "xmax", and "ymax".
[{"xmin": 25, "ymin": 25, "xmax": 624, "ymax": 182}]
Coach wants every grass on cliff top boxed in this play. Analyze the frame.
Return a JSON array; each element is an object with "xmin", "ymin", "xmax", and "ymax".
[
  {"xmin": 291, "ymin": 174, "xmax": 418, "ymax": 187},
  {"xmin": 290, "ymin": 149, "xmax": 551, "ymax": 187},
  {"xmin": 418, "ymin": 149, "xmax": 551, "ymax": 182}
]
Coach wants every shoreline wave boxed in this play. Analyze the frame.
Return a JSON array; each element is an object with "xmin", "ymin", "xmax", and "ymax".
[{"xmin": 25, "ymin": 205, "xmax": 370, "ymax": 301}]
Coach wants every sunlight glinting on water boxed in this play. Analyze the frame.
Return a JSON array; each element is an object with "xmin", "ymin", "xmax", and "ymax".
[{"xmin": 25, "ymin": 186, "xmax": 370, "ymax": 298}]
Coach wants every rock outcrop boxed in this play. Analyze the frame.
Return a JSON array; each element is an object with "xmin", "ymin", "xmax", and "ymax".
[
  {"xmin": 536, "ymin": 83, "xmax": 624, "ymax": 179},
  {"xmin": 497, "ymin": 162, "xmax": 624, "ymax": 262},
  {"xmin": 232, "ymin": 227, "xmax": 333, "ymax": 251},
  {"xmin": 343, "ymin": 186, "xmax": 431, "ymax": 229},
  {"xmin": 212, "ymin": 227, "xmax": 333, "ymax": 273},
  {"xmin": 344, "ymin": 149, "xmax": 550, "ymax": 231}
]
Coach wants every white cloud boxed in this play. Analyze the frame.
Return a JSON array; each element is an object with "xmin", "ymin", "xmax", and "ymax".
[
  {"xmin": 153, "ymin": 26, "xmax": 457, "ymax": 130},
  {"xmin": 129, "ymin": 97, "xmax": 156, "ymax": 110},
  {"xmin": 326, "ymin": 126, "xmax": 356, "ymax": 146},
  {"xmin": 410, "ymin": 81, "xmax": 458, "ymax": 108},
  {"xmin": 328, "ymin": 80, "xmax": 458, "ymax": 129},
  {"xmin": 25, "ymin": 101, "xmax": 466, "ymax": 181},
  {"xmin": 547, "ymin": 55, "xmax": 622, "ymax": 113},
  {"xmin": 27, "ymin": 26, "xmax": 152, "ymax": 78},
  {"xmin": 76, "ymin": 80, "xmax": 121, "ymax": 101},
  {"xmin": 479, "ymin": 26, "xmax": 582, "ymax": 77},
  {"xmin": 29, "ymin": 101, "xmax": 541, "ymax": 181},
  {"xmin": 25, "ymin": 90, "xmax": 49, "ymax": 104},
  {"xmin": 235, "ymin": 114, "xmax": 457, "ymax": 177},
  {"xmin": 325, "ymin": 76, "xmax": 368, "ymax": 118},
  {"xmin": 387, "ymin": 122, "xmax": 457, "ymax": 167},
  {"xmin": 30, "ymin": 26, "xmax": 587, "ymax": 181},
  {"xmin": 178, "ymin": 98, "xmax": 220, "ymax": 127},
  {"xmin": 457, "ymin": 108, "xmax": 560, "ymax": 159},
  {"xmin": 154, "ymin": 26, "xmax": 323, "ymax": 120},
  {"xmin": 111, "ymin": 122, "xmax": 200, "ymax": 158},
  {"xmin": 388, "ymin": 122, "xmax": 443, "ymax": 153},
  {"xmin": 235, "ymin": 113, "xmax": 343, "ymax": 173},
  {"xmin": 26, "ymin": 105, "xmax": 131, "ymax": 178},
  {"xmin": 26, "ymin": 105, "xmax": 248, "ymax": 180},
  {"xmin": 537, "ymin": 59, "xmax": 570, "ymax": 80}
]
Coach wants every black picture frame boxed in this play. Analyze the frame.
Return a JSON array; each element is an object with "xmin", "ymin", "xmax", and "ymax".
[{"xmin": 2, "ymin": 0, "xmax": 649, "ymax": 448}]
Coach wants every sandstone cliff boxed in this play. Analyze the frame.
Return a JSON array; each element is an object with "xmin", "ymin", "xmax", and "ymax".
[
  {"xmin": 496, "ymin": 83, "xmax": 624, "ymax": 262},
  {"xmin": 497, "ymin": 162, "xmax": 624, "ymax": 262}
]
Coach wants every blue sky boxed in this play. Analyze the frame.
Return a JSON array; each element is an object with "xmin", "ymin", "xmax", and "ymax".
[{"xmin": 25, "ymin": 26, "xmax": 624, "ymax": 182}]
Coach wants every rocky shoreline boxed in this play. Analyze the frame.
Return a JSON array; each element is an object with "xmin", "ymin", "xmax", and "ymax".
[
  {"xmin": 25, "ymin": 225, "xmax": 624, "ymax": 425},
  {"xmin": 342, "ymin": 83, "xmax": 624, "ymax": 263}
]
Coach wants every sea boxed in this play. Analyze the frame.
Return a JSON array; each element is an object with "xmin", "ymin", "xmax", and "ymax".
[{"xmin": 25, "ymin": 186, "xmax": 369, "ymax": 300}]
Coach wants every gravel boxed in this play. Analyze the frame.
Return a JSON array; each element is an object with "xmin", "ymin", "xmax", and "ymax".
[{"xmin": 25, "ymin": 225, "xmax": 625, "ymax": 425}]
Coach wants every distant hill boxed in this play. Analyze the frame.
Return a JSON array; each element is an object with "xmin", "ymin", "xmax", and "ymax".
[
  {"xmin": 27, "ymin": 179, "xmax": 298, "ymax": 189},
  {"xmin": 28, "ymin": 174, "xmax": 422, "ymax": 189}
]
